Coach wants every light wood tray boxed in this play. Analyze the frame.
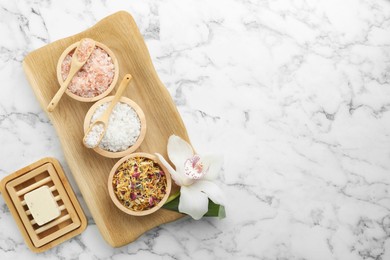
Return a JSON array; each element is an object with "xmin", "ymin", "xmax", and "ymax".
[
  {"xmin": 0, "ymin": 158, "xmax": 87, "ymax": 253},
  {"xmin": 22, "ymin": 11, "xmax": 186, "ymax": 247}
]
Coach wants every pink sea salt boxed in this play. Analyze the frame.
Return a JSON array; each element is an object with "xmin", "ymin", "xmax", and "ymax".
[
  {"xmin": 61, "ymin": 44, "xmax": 115, "ymax": 98},
  {"xmin": 76, "ymin": 39, "xmax": 95, "ymax": 62}
]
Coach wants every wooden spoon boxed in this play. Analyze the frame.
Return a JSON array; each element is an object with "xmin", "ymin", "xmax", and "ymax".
[
  {"xmin": 83, "ymin": 74, "xmax": 133, "ymax": 149},
  {"xmin": 47, "ymin": 38, "xmax": 96, "ymax": 112}
]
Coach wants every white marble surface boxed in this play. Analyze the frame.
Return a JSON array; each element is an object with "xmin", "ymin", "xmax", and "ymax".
[{"xmin": 1, "ymin": 0, "xmax": 390, "ymax": 259}]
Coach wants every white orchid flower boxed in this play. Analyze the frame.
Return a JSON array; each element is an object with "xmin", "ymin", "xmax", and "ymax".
[{"xmin": 156, "ymin": 135, "xmax": 225, "ymax": 220}]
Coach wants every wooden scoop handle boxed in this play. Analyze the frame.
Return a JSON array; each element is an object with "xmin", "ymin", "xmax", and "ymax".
[
  {"xmin": 100, "ymin": 74, "xmax": 133, "ymax": 123},
  {"xmin": 47, "ymin": 65, "xmax": 79, "ymax": 112}
]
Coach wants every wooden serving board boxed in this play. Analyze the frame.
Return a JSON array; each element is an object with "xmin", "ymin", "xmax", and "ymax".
[{"xmin": 23, "ymin": 11, "xmax": 186, "ymax": 247}]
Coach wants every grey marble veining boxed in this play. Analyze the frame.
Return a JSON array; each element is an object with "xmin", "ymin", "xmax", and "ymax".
[{"xmin": 1, "ymin": 0, "xmax": 390, "ymax": 259}]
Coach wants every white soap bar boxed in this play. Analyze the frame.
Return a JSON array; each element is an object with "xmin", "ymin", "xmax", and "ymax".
[{"xmin": 24, "ymin": 185, "xmax": 61, "ymax": 226}]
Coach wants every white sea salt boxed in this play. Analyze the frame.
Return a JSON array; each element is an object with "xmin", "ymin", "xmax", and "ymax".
[
  {"xmin": 90, "ymin": 102, "xmax": 141, "ymax": 152},
  {"xmin": 84, "ymin": 123, "xmax": 104, "ymax": 148}
]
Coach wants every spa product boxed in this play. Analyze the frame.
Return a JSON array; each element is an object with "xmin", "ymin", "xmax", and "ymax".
[
  {"xmin": 112, "ymin": 156, "xmax": 167, "ymax": 211},
  {"xmin": 47, "ymin": 38, "xmax": 96, "ymax": 112},
  {"xmin": 83, "ymin": 74, "xmax": 132, "ymax": 149},
  {"xmin": 61, "ymin": 40, "xmax": 115, "ymax": 98},
  {"xmin": 0, "ymin": 158, "xmax": 87, "ymax": 252},
  {"xmin": 24, "ymin": 185, "xmax": 61, "ymax": 226},
  {"xmin": 90, "ymin": 101, "xmax": 141, "ymax": 152}
]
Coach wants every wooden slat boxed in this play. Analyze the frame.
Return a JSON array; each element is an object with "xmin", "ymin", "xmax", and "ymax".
[
  {"xmin": 21, "ymin": 186, "xmax": 57, "ymax": 206},
  {"xmin": 6, "ymin": 164, "xmax": 51, "ymax": 192},
  {"xmin": 16, "ymin": 176, "xmax": 52, "ymax": 196},
  {"xmin": 35, "ymin": 222, "xmax": 80, "ymax": 247},
  {"xmin": 35, "ymin": 215, "xmax": 71, "ymax": 234}
]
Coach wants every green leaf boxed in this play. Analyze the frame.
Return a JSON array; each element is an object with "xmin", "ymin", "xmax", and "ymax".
[{"xmin": 163, "ymin": 195, "xmax": 226, "ymax": 219}]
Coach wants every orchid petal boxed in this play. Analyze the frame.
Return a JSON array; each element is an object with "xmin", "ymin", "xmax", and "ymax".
[
  {"xmin": 155, "ymin": 153, "xmax": 185, "ymax": 186},
  {"xmin": 201, "ymin": 155, "xmax": 223, "ymax": 181},
  {"xmin": 167, "ymin": 135, "xmax": 194, "ymax": 170},
  {"xmin": 191, "ymin": 180, "xmax": 226, "ymax": 206},
  {"xmin": 179, "ymin": 186, "xmax": 209, "ymax": 220}
]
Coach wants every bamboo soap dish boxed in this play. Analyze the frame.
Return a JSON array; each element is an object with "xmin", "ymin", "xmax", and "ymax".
[{"xmin": 0, "ymin": 158, "xmax": 87, "ymax": 253}]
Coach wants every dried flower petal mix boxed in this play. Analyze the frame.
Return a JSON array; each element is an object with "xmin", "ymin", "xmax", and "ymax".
[{"xmin": 112, "ymin": 157, "xmax": 167, "ymax": 211}]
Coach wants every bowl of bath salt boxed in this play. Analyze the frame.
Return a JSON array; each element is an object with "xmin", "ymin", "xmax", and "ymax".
[
  {"xmin": 83, "ymin": 96, "xmax": 147, "ymax": 158},
  {"xmin": 107, "ymin": 152, "xmax": 172, "ymax": 216},
  {"xmin": 56, "ymin": 39, "xmax": 119, "ymax": 102}
]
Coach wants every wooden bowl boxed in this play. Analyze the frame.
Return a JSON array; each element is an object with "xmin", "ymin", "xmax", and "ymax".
[
  {"xmin": 83, "ymin": 96, "xmax": 147, "ymax": 158},
  {"xmin": 108, "ymin": 152, "xmax": 172, "ymax": 216},
  {"xmin": 56, "ymin": 40, "xmax": 119, "ymax": 102}
]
